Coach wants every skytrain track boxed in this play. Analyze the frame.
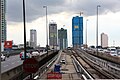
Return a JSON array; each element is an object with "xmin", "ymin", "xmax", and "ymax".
[{"xmin": 72, "ymin": 49, "xmax": 120, "ymax": 79}]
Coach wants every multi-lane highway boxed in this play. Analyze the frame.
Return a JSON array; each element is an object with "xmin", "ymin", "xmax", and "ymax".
[
  {"xmin": 1, "ymin": 51, "xmax": 47, "ymax": 73},
  {"xmin": 1, "ymin": 49, "xmax": 120, "ymax": 80},
  {"xmin": 1, "ymin": 55, "xmax": 23, "ymax": 73}
]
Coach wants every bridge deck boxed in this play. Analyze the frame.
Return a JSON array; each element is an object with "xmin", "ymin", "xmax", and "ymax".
[{"xmin": 39, "ymin": 51, "xmax": 81, "ymax": 80}]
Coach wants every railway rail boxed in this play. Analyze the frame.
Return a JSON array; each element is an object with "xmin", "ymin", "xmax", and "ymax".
[{"xmin": 74, "ymin": 49, "xmax": 120, "ymax": 79}]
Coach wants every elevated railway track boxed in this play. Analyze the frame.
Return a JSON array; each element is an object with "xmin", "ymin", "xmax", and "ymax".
[{"xmin": 72, "ymin": 49, "xmax": 120, "ymax": 79}]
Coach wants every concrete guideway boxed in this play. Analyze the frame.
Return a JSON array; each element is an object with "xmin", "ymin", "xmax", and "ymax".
[
  {"xmin": 39, "ymin": 50, "xmax": 81, "ymax": 80},
  {"xmin": 75, "ymin": 49, "xmax": 120, "ymax": 79}
]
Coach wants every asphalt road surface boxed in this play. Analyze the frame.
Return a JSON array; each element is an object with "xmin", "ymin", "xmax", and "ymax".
[{"xmin": 1, "ymin": 55, "xmax": 23, "ymax": 73}]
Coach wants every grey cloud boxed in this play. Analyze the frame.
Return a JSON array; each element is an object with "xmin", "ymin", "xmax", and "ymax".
[{"xmin": 7, "ymin": 0, "xmax": 120, "ymax": 22}]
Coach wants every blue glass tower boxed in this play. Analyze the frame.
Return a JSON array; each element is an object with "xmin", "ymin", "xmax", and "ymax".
[{"xmin": 72, "ymin": 16, "xmax": 83, "ymax": 48}]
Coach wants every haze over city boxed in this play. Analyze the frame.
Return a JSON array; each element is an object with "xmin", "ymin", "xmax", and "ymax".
[{"xmin": 6, "ymin": 0, "xmax": 120, "ymax": 47}]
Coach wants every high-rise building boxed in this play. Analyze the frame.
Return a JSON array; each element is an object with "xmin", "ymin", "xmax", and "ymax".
[
  {"xmin": 101, "ymin": 33, "xmax": 108, "ymax": 48},
  {"xmin": 30, "ymin": 29, "xmax": 37, "ymax": 48},
  {"xmin": 49, "ymin": 21, "xmax": 57, "ymax": 50},
  {"xmin": 72, "ymin": 16, "xmax": 83, "ymax": 48},
  {"xmin": 1, "ymin": 0, "xmax": 6, "ymax": 51},
  {"xmin": 58, "ymin": 28, "xmax": 68, "ymax": 50}
]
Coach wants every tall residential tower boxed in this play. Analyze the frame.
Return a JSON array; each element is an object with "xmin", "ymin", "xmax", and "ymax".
[
  {"xmin": 58, "ymin": 28, "xmax": 68, "ymax": 50},
  {"xmin": 49, "ymin": 21, "xmax": 57, "ymax": 50},
  {"xmin": 101, "ymin": 33, "xmax": 108, "ymax": 48},
  {"xmin": 30, "ymin": 29, "xmax": 37, "ymax": 48},
  {"xmin": 1, "ymin": 0, "xmax": 6, "ymax": 51},
  {"xmin": 72, "ymin": 16, "xmax": 83, "ymax": 48}
]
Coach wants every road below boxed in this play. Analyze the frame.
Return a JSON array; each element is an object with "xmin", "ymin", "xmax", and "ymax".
[
  {"xmin": 1, "ymin": 52, "xmax": 47, "ymax": 73},
  {"xmin": 1, "ymin": 55, "xmax": 23, "ymax": 73}
]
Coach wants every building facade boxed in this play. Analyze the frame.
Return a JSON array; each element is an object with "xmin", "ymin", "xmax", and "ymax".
[
  {"xmin": 72, "ymin": 16, "xmax": 83, "ymax": 48},
  {"xmin": 30, "ymin": 29, "xmax": 37, "ymax": 48},
  {"xmin": 58, "ymin": 28, "xmax": 68, "ymax": 50},
  {"xmin": 49, "ymin": 21, "xmax": 57, "ymax": 50},
  {"xmin": 1, "ymin": 0, "xmax": 6, "ymax": 51},
  {"xmin": 101, "ymin": 33, "xmax": 108, "ymax": 48}
]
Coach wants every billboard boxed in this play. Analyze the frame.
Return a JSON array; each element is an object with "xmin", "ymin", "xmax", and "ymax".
[
  {"xmin": 4, "ymin": 41, "xmax": 12, "ymax": 49},
  {"xmin": 47, "ymin": 72, "xmax": 62, "ymax": 79}
]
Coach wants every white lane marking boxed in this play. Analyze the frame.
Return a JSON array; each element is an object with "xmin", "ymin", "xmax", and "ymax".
[
  {"xmin": 17, "ymin": 61, "xmax": 20, "ymax": 62},
  {"xmin": 3, "ymin": 65, "xmax": 9, "ymax": 67}
]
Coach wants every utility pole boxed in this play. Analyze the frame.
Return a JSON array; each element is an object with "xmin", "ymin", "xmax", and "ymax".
[
  {"xmin": 96, "ymin": 5, "xmax": 101, "ymax": 55},
  {"xmin": 23, "ymin": 0, "xmax": 27, "ymax": 60},
  {"xmin": 86, "ymin": 19, "xmax": 88, "ymax": 48},
  {"xmin": 43, "ymin": 6, "xmax": 48, "ymax": 56}
]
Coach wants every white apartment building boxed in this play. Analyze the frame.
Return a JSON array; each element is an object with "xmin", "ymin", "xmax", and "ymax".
[
  {"xmin": 30, "ymin": 29, "xmax": 37, "ymax": 48},
  {"xmin": 101, "ymin": 33, "xmax": 108, "ymax": 48}
]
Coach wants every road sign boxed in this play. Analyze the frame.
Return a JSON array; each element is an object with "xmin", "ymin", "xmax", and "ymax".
[
  {"xmin": 4, "ymin": 41, "xmax": 12, "ymax": 49},
  {"xmin": 23, "ymin": 58, "xmax": 39, "ymax": 73},
  {"xmin": 47, "ymin": 72, "xmax": 62, "ymax": 79}
]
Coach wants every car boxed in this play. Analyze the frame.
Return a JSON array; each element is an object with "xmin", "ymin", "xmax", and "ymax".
[
  {"xmin": 31, "ymin": 51, "xmax": 40, "ymax": 56},
  {"xmin": 1, "ymin": 53, "xmax": 6, "ymax": 61},
  {"xmin": 98, "ymin": 49, "xmax": 104, "ymax": 53},
  {"xmin": 109, "ymin": 49, "xmax": 117, "ymax": 56},
  {"xmin": 21, "ymin": 52, "xmax": 32, "ymax": 60},
  {"xmin": 103, "ymin": 49, "xmax": 110, "ymax": 54},
  {"xmin": 117, "ymin": 49, "xmax": 120, "ymax": 57},
  {"xmin": 60, "ymin": 59, "xmax": 66, "ymax": 64}
]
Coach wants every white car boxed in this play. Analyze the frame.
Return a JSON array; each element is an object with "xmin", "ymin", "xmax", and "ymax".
[
  {"xmin": 31, "ymin": 51, "xmax": 40, "ymax": 56},
  {"xmin": 110, "ymin": 50, "xmax": 117, "ymax": 56},
  {"xmin": 1, "ymin": 53, "xmax": 6, "ymax": 61},
  {"xmin": 60, "ymin": 59, "xmax": 66, "ymax": 64}
]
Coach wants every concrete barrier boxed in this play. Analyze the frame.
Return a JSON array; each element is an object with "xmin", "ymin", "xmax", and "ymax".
[
  {"xmin": 88, "ymin": 51, "xmax": 120, "ymax": 64},
  {"xmin": 1, "ymin": 65, "xmax": 23, "ymax": 80},
  {"xmin": 1, "ymin": 51, "xmax": 58, "ymax": 80}
]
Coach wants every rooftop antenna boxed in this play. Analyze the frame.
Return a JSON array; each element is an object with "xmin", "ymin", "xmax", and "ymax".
[{"xmin": 76, "ymin": 11, "xmax": 83, "ymax": 16}]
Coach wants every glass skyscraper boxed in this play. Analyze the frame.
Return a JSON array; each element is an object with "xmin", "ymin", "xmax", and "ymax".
[
  {"xmin": 58, "ymin": 28, "xmax": 68, "ymax": 50},
  {"xmin": 1, "ymin": 0, "xmax": 6, "ymax": 51},
  {"xmin": 49, "ymin": 21, "xmax": 57, "ymax": 50},
  {"xmin": 72, "ymin": 16, "xmax": 83, "ymax": 48},
  {"xmin": 30, "ymin": 29, "xmax": 37, "ymax": 48}
]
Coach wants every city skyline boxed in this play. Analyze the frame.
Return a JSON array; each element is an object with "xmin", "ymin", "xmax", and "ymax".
[{"xmin": 6, "ymin": 0, "xmax": 120, "ymax": 47}]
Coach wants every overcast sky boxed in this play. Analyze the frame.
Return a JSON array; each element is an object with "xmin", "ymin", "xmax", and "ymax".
[{"xmin": 6, "ymin": 0, "xmax": 120, "ymax": 47}]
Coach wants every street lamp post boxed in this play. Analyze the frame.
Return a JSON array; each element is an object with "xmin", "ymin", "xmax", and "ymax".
[
  {"xmin": 96, "ymin": 5, "xmax": 101, "ymax": 55},
  {"xmin": 86, "ymin": 19, "xmax": 88, "ymax": 48},
  {"xmin": 43, "ymin": 6, "xmax": 48, "ymax": 56},
  {"xmin": 23, "ymin": 0, "xmax": 27, "ymax": 60}
]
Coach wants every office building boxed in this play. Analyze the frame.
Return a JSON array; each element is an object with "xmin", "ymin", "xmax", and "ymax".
[
  {"xmin": 1, "ymin": 0, "xmax": 7, "ymax": 51},
  {"xmin": 58, "ymin": 28, "xmax": 68, "ymax": 50},
  {"xmin": 72, "ymin": 16, "xmax": 83, "ymax": 48},
  {"xmin": 30, "ymin": 29, "xmax": 37, "ymax": 48},
  {"xmin": 101, "ymin": 33, "xmax": 108, "ymax": 48},
  {"xmin": 49, "ymin": 21, "xmax": 57, "ymax": 50}
]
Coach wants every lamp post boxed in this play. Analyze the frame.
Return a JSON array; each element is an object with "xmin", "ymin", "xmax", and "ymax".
[
  {"xmin": 96, "ymin": 5, "xmax": 101, "ymax": 54},
  {"xmin": 43, "ymin": 6, "xmax": 48, "ymax": 56},
  {"xmin": 23, "ymin": 0, "xmax": 27, "ymax": 60},
  {"xmin": 86, "ymin": 19, "xmax": 88, "ymax": 48}
]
